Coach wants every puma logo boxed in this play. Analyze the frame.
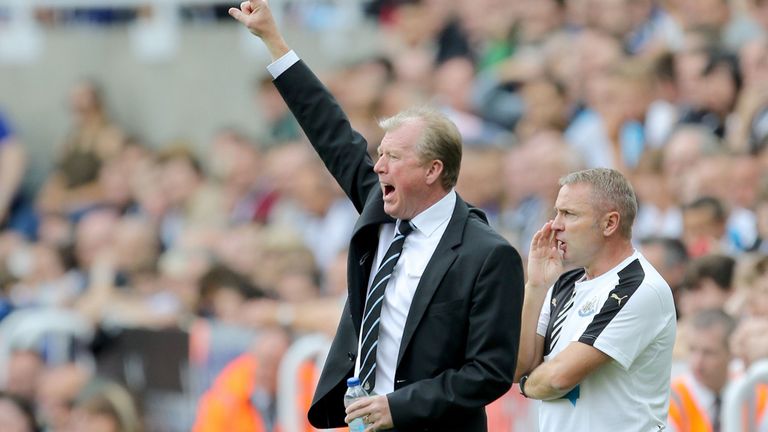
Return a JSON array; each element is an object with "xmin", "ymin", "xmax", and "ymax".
[{"xmin": 611, "ymin": 293, "xmax": 628, "ymax": 306}]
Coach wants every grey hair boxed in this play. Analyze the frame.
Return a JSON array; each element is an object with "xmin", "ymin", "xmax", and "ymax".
[
  {"xmin": 379, "ymin": 106, "xmax": 462, "ymax": 190},
  {"xmin": 665, "ymin": 124, "xmax": 725, "ymax": 156},
  {"xmin": 559, "ymin": 168, "xmax": 638, "ymax": 238}
]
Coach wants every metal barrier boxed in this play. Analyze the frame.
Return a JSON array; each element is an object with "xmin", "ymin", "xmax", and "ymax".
[
  {"xmin": 723, "ymin": 359, "xmax": 768, "ymax": 432},
  {"xmin": 277, "ymin": 333, "xmax": 330, "ymax": 432}
]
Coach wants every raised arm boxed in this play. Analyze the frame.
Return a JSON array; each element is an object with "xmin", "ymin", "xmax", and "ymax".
[
  {"xmin": 515, "ymin": 220, "xmax": 563, "ymax": 381},
  {"xmin": 229, "ymin": 0, "xmax": 378, "ymax": 211}
]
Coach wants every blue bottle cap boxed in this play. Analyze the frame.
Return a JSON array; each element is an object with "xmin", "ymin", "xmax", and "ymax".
[{"xmin": 347, "ymin": 377, "xmax": 361, "ymax": 387}]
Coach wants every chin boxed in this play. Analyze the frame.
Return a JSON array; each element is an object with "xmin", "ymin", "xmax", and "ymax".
[{"xmin": 383, "ymin": 205, "xmax": 400, "ymax": 219}]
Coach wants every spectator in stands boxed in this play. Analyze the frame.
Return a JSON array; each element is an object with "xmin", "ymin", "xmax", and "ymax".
[
  {"xmin": 109, "ymin": 216, "xmax": 160, "ymax": 283},
  {"xmin": 677, "ymin": 50, "xmax": 741, "ymax": 139},
  {"xmin": 738, "ymin": 255, "xmax": 768, "ymax": 318},
  {"xmin": 499, "ymin": 131, "xmax": 582, "ymax": 252},
  {"xmin": 251, "ymin": 226, "xmax": 319, "ymax": 301},
  {"xmin": 210, "ymin": 225, "xmax": 264, "ymax": 283},
  {"xmin": 662, "ymin": 125, "xmax": 722, "ymax": 204},
  {"xmin": 75, "ymin": 218, "xmax": 179, "ymax": 329},
  {"xmin": 455, "ymin": 145, "xmax": 505, "ymax": 227},
  {"xmin": 156, "ymin": 145, "xmax": 226, "ymax": 249},
  {"xmin": 72, "ymin": 208, "xmax": 119, "ymax": 279},
  {"xmin": 327, "ymin": 58, "xmax": 394, "ymax": 152},
  {"xmin": 681, "ymin": 196, "xmax": 729, "ymax": 257},
  {"xmin": 730, "ymin": 36, "xmax": 768, "ymax": 154},
  {"xmin": 639, "ymin": 236, "xmax": 689, "ymax": 317},
  {"xmin": 255, "ymin": 75, "xmax": 301, "ymax": 145},
  {"xmin": 513, "ymin": 77, "xmax": 569, "ymax": 141},
  {"xmin": 36, "ymin": 363, "xmax": 91, "ymax": 432},
  {"xmin": 208, "ymin": 128, "xmax": 276, "ymax": 225},
  {"xmin": 0, "ymin": 110, "xmax": 26, "ymax": 234},
  {"xmin": 127, "ymin": 158, "xmax": 167, "ymax": 226},
  {"xmin": 678, "ymin": 254, "xmax": 736, "ymax": 319},
  {"xmin": 644, "ymin": 52, "xmax": 681, "ymax": 149},
  {"xmin": 668, "ymin": 309, "xmax": 749, "ymax": 432},
  {"xmin": 197, "ymin": 264, "xmax": 265, "ymax": 324},
  {"xmin": 565, "ymin": 34, "xmax": 638, "ymax": 170},
  {"xmin": 633, "ymin": 149, "xmax": 683, "ymax": 240},
  {"xmin": 265, "ymin": 143, "xmax": 357, "ymax": 274},
  {"xmin": 70, "ymin": 379, "xmax": 142, "ymax": 432},
  {"xmin": 193, "ymin": 326, "xmax": 306, "ymax": 432},
  {"xmin": 240, "ymin": 248, "xmax": 347, "ymax": 336},
  {"xmin": 4, "ymin": 350, "xmax": 44, "ymax": 401},
  {"xmin": 751, "ymin": 178, "xmax": 768, "ymax": 253},
  {"xmin": 95, "ymin": 157, "xmax": 135, "ymax": 215},
  {"xmin": 0, "ymin": 391, "xmax": 38, "ymax": 432},
  {"xmin": 730, "ymin": 256, "xmax": 768, "ymax": 370},
  {"xmin": 37, "ymin": 80, "xmax": 126, "ymax": 217},
  {"xmin": 432, "ymin": 56, "xmax": 509, "ymax": 144},
  {"xmin": 6, "ymin": 241, "xmax": 81, "ymax": 308}
]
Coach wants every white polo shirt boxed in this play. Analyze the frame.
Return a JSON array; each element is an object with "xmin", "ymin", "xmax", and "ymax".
[{"xmin": 536, "ymin": 251, "xmax": 677, "ymax": 432}]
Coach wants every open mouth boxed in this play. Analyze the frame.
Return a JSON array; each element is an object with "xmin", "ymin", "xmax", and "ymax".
[
  {"xmin": 383, "ymin": 184, "xmax": 395, "ymax": 198},
  {"xmin": 557, "ymin": 240, "xmax": 566, "ymax": 254}
]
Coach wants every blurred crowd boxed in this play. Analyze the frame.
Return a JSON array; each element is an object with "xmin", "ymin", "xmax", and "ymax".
[{"xmin": 3, "ymin": 0, "xmax": 768, "ymax": 430}]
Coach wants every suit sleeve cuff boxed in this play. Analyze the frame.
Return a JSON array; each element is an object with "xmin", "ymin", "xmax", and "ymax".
[{"xmin": 267, "ymin": 50, "xmax": 300, "ymax": 79}]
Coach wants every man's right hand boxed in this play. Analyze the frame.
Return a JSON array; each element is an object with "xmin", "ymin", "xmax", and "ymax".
[
  {"xmin": 228, "ymin": 0, "xmax": 290, "ymax": 60},
  {"xmin": 527, "ymin": 220, "xmax": 563, "ymax": 290}
]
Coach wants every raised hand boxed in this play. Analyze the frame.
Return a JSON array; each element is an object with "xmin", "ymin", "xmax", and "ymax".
[
  {"xmin": 527, "ymin": 220, "xmax": 563, "ymax": 289},
  {"xmin": 228, "ymin": 0, "xmax": 290, "ymax": 60}
]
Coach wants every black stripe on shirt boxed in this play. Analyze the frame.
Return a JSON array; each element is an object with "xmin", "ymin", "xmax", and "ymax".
[
  {"xmin": 544, "ymin": 268, "xmax": 586, "ymax": 356},
  {"xmin": 579, "ymin": 259, "xmax": 645, "ymax": 346}
]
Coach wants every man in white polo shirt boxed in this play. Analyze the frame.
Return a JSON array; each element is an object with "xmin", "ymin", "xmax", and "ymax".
[{"xmin": 515, "ymin": 168, "xmax": 677, "ymax": 431}]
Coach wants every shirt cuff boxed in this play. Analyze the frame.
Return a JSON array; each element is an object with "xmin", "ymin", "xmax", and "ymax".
[{"xmin": 267, "ymin": 50, "xmax": 300, "ymax": 79}]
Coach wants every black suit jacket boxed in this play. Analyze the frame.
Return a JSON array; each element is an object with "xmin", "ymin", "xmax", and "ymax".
[{"xmin": 273, "ymin": 60, "xmax": 524, "ymax": 432}]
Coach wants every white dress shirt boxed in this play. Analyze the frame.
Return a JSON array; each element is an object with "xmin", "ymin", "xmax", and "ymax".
[
  {"xmin": 360, "ymin": 190, "xmax": 456, "ymax": 395},
  {"xmin": 267, "ymin": 50, "xmax": 300, "ymax": 78}
]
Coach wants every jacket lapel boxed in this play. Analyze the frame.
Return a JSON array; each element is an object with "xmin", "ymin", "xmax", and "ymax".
[
  {"xmin": 396, "ymin": 196, "xmax": 471, "ymax": 367},
  {"xmin": 349, "ymin": 189, "xmax": 394, "ymax": 333}
]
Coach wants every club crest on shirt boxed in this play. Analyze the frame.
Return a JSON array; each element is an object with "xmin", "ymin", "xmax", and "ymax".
[{"xmin": 578, "ymin": 296, "xmax": 600, "ymax": 317}]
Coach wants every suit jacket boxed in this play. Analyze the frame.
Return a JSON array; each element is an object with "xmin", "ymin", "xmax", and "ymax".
[{"xmin": 274, "ymin": 60, "xmax": 524, "ymax": 432}]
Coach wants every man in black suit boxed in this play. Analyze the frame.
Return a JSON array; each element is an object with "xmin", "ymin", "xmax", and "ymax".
[{"xmin": 230, "ymin": 2, "xmax": 524, "ymax": 430}]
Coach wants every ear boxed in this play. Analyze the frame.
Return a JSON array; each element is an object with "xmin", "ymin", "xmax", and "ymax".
[
  {"xmin": 602, "ymin": 211, "xmax": 621, "ymax": 237},
  {"xmin": 424, "ymin": 159, "xmax": 444, "ymax": 186}
]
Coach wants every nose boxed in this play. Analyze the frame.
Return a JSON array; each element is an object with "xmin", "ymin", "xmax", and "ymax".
[
  {"xmin": 374, "ymin": 155, "xmax": 386, "ymax": 174},
  {"xmin": 551, "ymin": 213, "xmax": 565, "ymax": 232}
]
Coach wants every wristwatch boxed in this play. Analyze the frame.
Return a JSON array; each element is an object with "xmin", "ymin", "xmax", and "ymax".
[{"xmin": 519, "ymin": 374, "xmax": 530, "ymax": 398}]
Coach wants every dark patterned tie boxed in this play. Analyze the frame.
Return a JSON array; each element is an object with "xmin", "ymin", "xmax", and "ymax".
[
  {"xmin": 359, "ymin": 220, "xmax": 414, "ymax": 392},
  {"xmin": 712, "ymin": 393, "xmax": 721, "ymax": 432}
]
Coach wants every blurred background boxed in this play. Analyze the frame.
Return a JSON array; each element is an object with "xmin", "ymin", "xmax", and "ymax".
[{"xmin": 1, "ymin": 0, "xmax": 768, "ymax": 431}]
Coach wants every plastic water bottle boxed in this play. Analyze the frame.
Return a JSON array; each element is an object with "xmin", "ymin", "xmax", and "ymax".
[{"xmin": 344, "ymin": 377, "xmax": 368, "ymax": 432}]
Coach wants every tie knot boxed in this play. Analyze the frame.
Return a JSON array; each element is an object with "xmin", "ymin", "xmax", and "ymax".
[{"xmin": 398, "ymin": 220, "xmax": 414, "ymax": 237}]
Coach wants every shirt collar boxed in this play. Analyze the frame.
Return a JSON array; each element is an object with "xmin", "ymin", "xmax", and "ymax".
[{"xmin": 403, "ymin": 190, "xmax": 456, "ymax": 238}]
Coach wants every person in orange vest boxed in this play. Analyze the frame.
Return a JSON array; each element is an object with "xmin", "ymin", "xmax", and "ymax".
[
  {"xmin": 193, "ymin": 325, "xmax": 345, "ymax": 432},
  {"xmin": 668, "ymin": 309, "xmax": 768, "ymax": 432},
  {"xmin": 193, "ymin": 326, "xmax": 313, "ymax": 432}
]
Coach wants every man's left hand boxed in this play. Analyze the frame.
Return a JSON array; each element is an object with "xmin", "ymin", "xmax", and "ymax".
[{"xmin": 344, "ymin": 395, "xmax": 394, "ymax": 431}]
